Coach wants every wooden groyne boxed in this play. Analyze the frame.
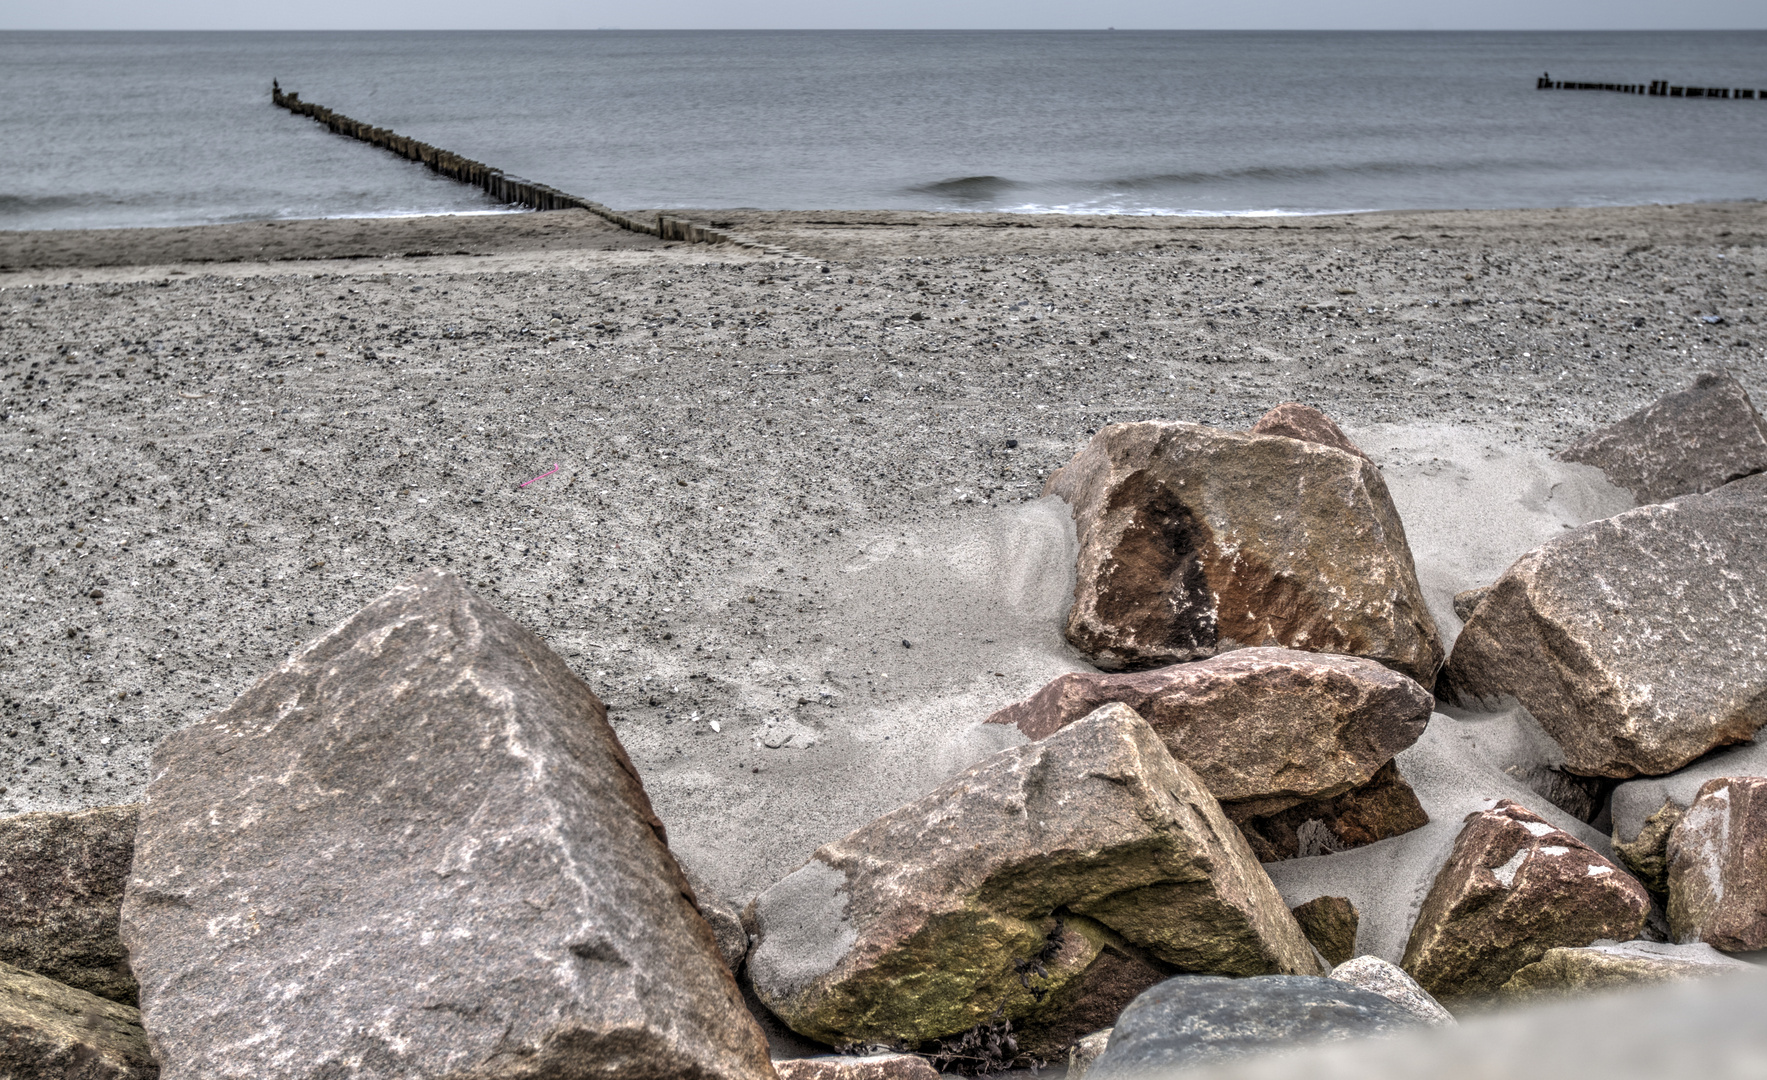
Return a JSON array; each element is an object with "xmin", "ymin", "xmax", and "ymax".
[
  {"xmin": 270, "ymin": 80, "xmax": 792, "ymax": 256},
  {"xmin": 1536, "ymin": 74, "xmax": 1763, "ymax": 99}
]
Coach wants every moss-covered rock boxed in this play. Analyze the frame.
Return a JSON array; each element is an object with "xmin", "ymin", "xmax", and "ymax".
[
  {"xmin": 0, "ymin": 960, "xmax": 157, "ymax": 1079},
  {"xmin": 1612, "ymin": 797, "xmax": 1683, "ymax": 897},
  {"xmin": 747, "ymin": 703, "xmax": 1320, "ymax": 1049},
  {"xmin": 1498, "ymin": 942, "xmax": 1751, "ymax": 1001}
]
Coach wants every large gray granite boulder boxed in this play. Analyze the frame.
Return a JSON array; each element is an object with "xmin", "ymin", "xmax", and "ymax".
[
  {"xmin": 0, "ymin": 959, "xmax": 157, "ymax": 1080},
  {"xmin": 1087, "ymin": 975, "xmax": 1423, "ymax": 1078},
  {"xmin": 1044, "ymin": 421, "xmax": 1442, "ymax": 683},
  {"xmin": 1558, "ymin": 371, "xmax": 1767, "ymax": 504},
  {"xmin": 119, "ymin": 569, "xmax": 774, "ymax": 1080},
  {"xmin": 0, "ymin": 804, "xmax": 139, "ymax": 1005},
  {"xmin": 746, "ymin": 703, "xmax": 1321, "ymax": 1055},
  {"xmin": 1442, "ymin": 472, "xmax": 1767, "ymax": 778}
]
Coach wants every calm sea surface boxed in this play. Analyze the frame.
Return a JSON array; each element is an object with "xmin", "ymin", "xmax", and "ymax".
[{"xmin": 3, "ymin": 30, "xmax": 1765, "ymax": 230}]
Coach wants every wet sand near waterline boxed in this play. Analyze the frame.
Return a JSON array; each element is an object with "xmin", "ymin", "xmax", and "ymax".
[{"xmin": 0, "ymin": 201, "xmax": 1763, "ymax": 914}]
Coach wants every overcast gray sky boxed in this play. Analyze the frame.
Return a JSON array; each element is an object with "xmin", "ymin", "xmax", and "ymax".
[{"xmin": 5, "ymin": 0, "xmax": 1764, "ymax": 30}]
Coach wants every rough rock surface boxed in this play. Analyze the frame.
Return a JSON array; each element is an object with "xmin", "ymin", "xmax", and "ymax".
[
  {"xmin": 1292, "ymin": 897, "xmax": 1359, "ymax": 968},
  {"xmin": 1068, "ymin": 1029, "xmax": 1113, "ymax": 1080},
  {"xmin": 1451, "ymin": 587, "xmax": 1491, "ymax": 624},
  {"xmin": 1227, "ymin": 759, "xmax": 1431, "ymax": 862},
  {"xmin": 701, "ymin": 897, "xmax": 751, "ymax": 975},
  {"xmin": 1667, "ymin": 776, "xmax": 1767, "ymax": 951},
  {"xmin": 1328, "ymin": 956, "xmax": 1455, "ymax": 1026},
  {"xmin": 119, "ymin": 570, "xmax": 773, "ymax": 1080},
  {"xmin": 1612, "ymin": 798, "xmax": 1685, "ymax": 897},
  {"xmin": 1248, "ymin": 403, "xmax": 1371, "ymax": 460},
  {"xmin": 1557, "ymin": 371, "xmax": 1767, "ymax": 504},
  {"xmin": 1401, "ymin": 800, "xmax": 1650, "ymax": 1004},
  {"xmin": 746, "ymin": 703, "xmax": 1320, "ymax": 1050},
  {"xmin": 0, "ymin": 804, "xmax": 139, "ymax": 1005},
  {"xmin": 1497, "ymin": 941, "xmax": 1752, "ymax": 1001},
  {"xmin": 1045, "ymin": 421, "xmax": 1442, "ymax": 682},
  {"xmin": 1442, "ymin": 473, "xmax": 1767, "ymax": 778},
  {"xmin": 0, "ymin": 959, "xmax": 158, "ymax": 1080},
  {"xmin": 984, "ymin": 649, "xmax": 1433, "ymax": 815},
  {"xmin": 774, "ymin": 1055, "xmax": 940, "ymax": 1080},
  {"xmin": 1088, "ymin": 975, "xmax": 1423, "ymax": 1079}
]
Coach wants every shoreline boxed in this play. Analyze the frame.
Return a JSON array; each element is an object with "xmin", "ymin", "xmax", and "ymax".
[
  {"xmin": 2, "ymin": 196, "xmax": 1762, "ymax": 907},
  {"xmin": 5, "ymin": 199, "xmax": 1763, "ymax": 277}
]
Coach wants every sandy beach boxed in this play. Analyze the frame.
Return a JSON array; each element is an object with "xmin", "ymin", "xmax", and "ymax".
[{"xmin": 2, "ymin": 199, "xmax": 1763, "ymax": 936}]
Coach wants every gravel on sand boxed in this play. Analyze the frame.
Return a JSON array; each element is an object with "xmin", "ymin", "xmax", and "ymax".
[{"xmin": 0, "ymin": 201, "xmax": 1761, "ymax": 908}]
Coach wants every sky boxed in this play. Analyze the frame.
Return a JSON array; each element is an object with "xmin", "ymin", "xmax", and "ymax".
[{"xmin": 2, "ymin": 0, "xmax": 1764, "ymax": 30}]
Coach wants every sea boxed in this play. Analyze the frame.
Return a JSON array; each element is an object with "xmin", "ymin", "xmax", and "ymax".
[{"xmin": 2, "ymin": 30, "xmax": 1765, "ymax": 231}]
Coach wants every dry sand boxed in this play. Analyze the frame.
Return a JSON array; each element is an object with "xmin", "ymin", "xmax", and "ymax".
[{"xmin": 2, "ymin": 201, "xmax": 1763, "ymax": 931}]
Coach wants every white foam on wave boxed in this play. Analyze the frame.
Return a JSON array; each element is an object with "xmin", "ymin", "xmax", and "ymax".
[{"xmin": 996, "ymin": 202, "xmax": 1379, "ymax": 217}]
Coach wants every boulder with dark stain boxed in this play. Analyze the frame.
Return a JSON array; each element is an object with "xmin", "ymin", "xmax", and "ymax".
[
  {"xmin": 120, "ymin": 570, "xmax": 774, "ymax": 1080},
  {"xmin": 1442, "ymin": 473, "xmax": 1767, "ymax": 779},
  {"xmin": 1558, "ymin": 371, "xmax": 1767, "ymax": 504},
  {"xmin": 1401, "ymin": 801, "xmax": 1649, "ymax": 1005},
  {"xmin": 1046, "ymin": 421, "xmax": 1440, "ymax": 682}
]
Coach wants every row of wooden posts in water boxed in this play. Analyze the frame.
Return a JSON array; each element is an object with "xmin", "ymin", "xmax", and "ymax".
[
  {"xmin": 1537, "ymin": 75, "xmax": 1764, "ymax": 100},
  {"xmin": 270, "ymin": 81, "xmax": 790, "ymax": 254}
]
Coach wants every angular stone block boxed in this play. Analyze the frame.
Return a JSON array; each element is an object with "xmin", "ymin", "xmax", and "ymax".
[
  {"xmin": 0, "ymin": 804, "xmax": 139, "ymax": 1005},
  {"xmin": 0, "ymin": 959, "xmax": 157, "ymax": 1080},
  {"xmin": 1667, "ymin": 776, "xmax": 1767, "ymax": 951},
  {"xmin": 1401, "ymin": 800, "xmax": 1649, "ymax": 1004},
  {"xmin": 1558, "ymin": 371, "xmax": 1767, "ymax": 503},
  {"xmin": 1443, "ymin": 473, "xmax": 1767, "ymax": 778},
  {"xmin": 1045, "ymin": 421, "xmax": 1441, "ymax": 682},
  {"xmin": 120, "ymin": 570, "xmax": 773, "ymax": 1080},
  {"xmin": 747, "ymin": 703, "xmax": 1320, "ymax": 1050}
]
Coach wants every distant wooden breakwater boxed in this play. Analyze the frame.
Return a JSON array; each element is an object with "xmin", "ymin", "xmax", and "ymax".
[
  {"xmin": 270, "ymin": 81, "xmax": 791, "ymax": 255},
  {"xmin": 1537, "ymin": 73, "xmax": 1763, "ymax": 99}
]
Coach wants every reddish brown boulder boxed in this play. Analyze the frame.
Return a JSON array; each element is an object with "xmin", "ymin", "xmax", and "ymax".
[
  {"xmin": 0, "ymin": 804, "xmax": 139, "ymax": 1005},
  {"xmin": 1249, "ymin": 403, "xmax": 1370, "ymax": 461},
  {"xmin": 120, "ymin": 570, "xmax": 774, "ymax": 1080},
  {"xmin": 1442, "ymin": 473, "xmax": 1767, "ymax": 778},
  {"xmin": 1401, "ymin": 800, "xmax": 1649, "ymax": 1004},
  {"xmin": 1558, "ymin": 371, "xmax": 1767, "ymax": 504},
  {"xmin": 1225, "ymin": 759, "xmax": 1430, "ymax": 862},
  {"xmin": 985, "ymin": 649, "xmax": 1432, "ymax": 815},
  {"xmin": 746, "ymin": 703, "xmax": 1320, "ymax": 1051},
  {"xmin": 1046, "ymin": 421, "xmax": 1440, "ymax": 682},
  {"xmin": 1667, "ymin": 777, "xmax": 1767, "ymax": 951}
]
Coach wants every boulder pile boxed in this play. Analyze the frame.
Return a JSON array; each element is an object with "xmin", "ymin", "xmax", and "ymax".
[{"xmin": 6, "ymin": 376, "xmax": 1767, "ymax": 1077}]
